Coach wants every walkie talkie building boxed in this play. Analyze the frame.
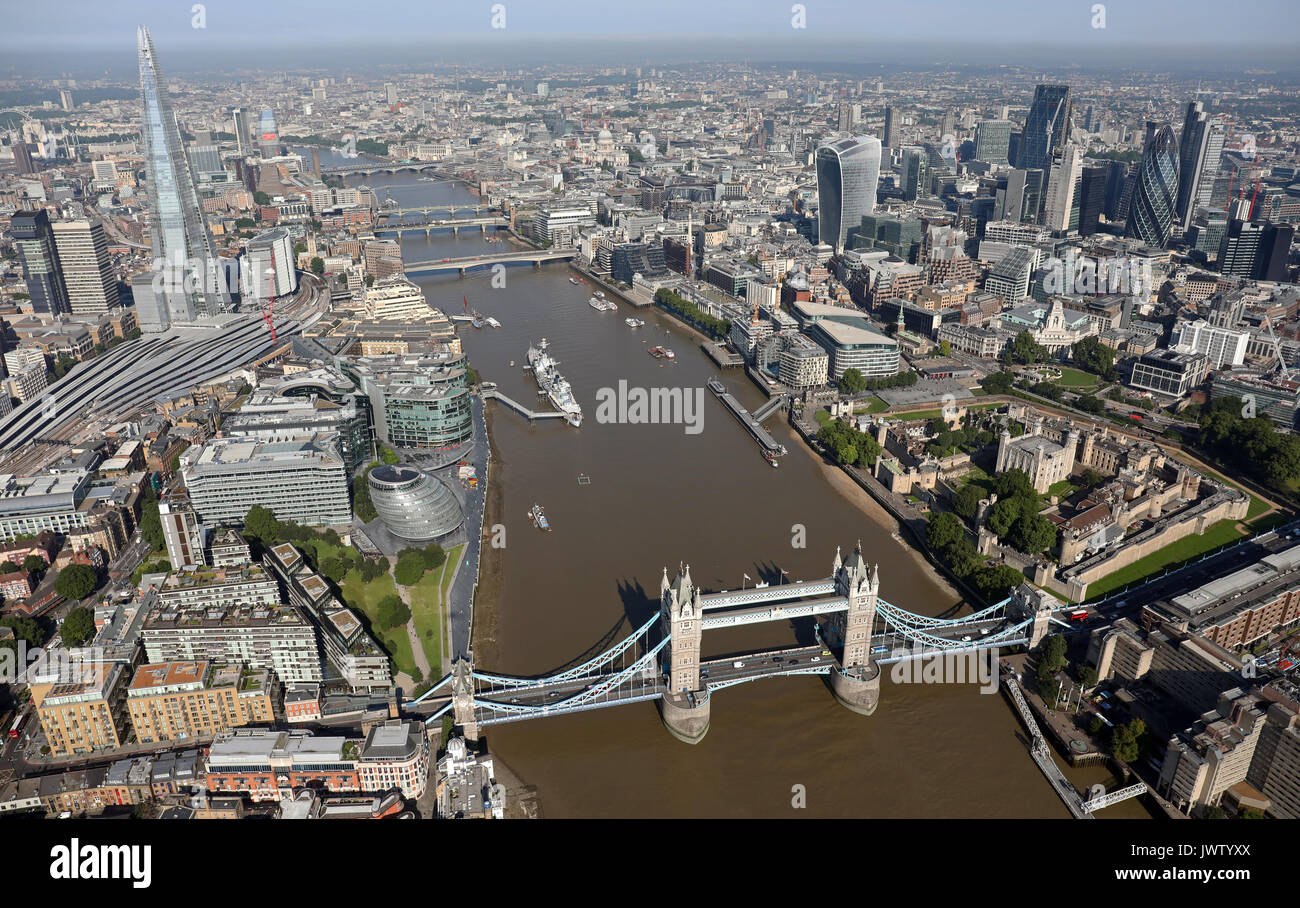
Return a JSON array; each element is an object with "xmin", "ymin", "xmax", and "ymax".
[
  {"xmin": 137, "ymin": 25, "xmax": 230, "ymax": 326},
  {"xmin": 815, "ymin": 135, "xmax": 881, "ymax": 252}
]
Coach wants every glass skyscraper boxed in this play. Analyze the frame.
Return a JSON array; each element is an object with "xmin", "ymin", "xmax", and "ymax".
[
  {"xmin": 137, "ymin": 24, "xmax": 229, "ymax": 324},
  {"xmin": 1018, "ymin": 84, "xmax": 1072, "ymax": 174},
  {"xmin": 11, "ymin": 209, "xmax": 70, "ymax": 317},
  {"xmin": 1126, "ymin": 125, "xmax": 1180, "ymax": 248},
  {"xmin": 1176, "ymin": 101, "xmax": 1225, "ymax": 233},
  {"xmin": 815, "ymin": 135, "xmax": 881, "ymax": 251}
]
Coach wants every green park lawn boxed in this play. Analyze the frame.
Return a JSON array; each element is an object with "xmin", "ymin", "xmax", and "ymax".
[
  {"xmin": 341, "ymin": 570, "xmax": 416, "ymax": 680},
  {"xmin": 853, "ymin": 396, "xmax": 889, "ymax": 414},
  {"xmin": 1055, "ymin": 367, "xmax": 1101, "ymax": 388},
  {"xmin": 1085, "ymin": 519, "xmax": 1248, "ymax": 600},
  {"xmin": 406, "ymin": 544, "xmax": 464, "ymax": 680}
]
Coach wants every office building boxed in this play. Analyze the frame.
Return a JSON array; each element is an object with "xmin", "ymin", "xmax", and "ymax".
[
  {"xmin": 816, "ymin": 135, "xmax": 881, "ymax": 251},
  {"xmin": 975, "ymin": 118, "xmax": 1012, "ymax": 164},
  {"xmin": 243, "ymin": 226, "xmax": 297, "ymax": 302},
  {"xmin": 1042, "ymin": 145, "xmax": 1084, "ymax": 233},
  {"xmin": 882, "ymin": 106, "xmax": 899, "ymax": 149},
  {"xmin": 1216, "ymin": 219, "xmax": 1264, "ymax": 278},
  {"xmin": 1175, "ymin": 102, "xmax": 1225, "ymax": 233},
  {"xmin": 367, "ymin": 464, "xmax": 465, "ymax": 543},
  {"xmin": 1254, "ymin": 223, "xmax": 1295, "ymax": 282},
  {"xmin": 789, "ymin": 300, "xmax": 899, "ymax": 380},
  {"xmin": 1077, "ymin": 164, "xmax": 1108, "ymax": 236},
  {"xmin": 51, "ymin": 220, "xmax": 120, "ymax": 314},
  {"xmin": 346, "ymin": 352, "xmax": 472, "ymax": 449},
  {"xmin": 137, "ymin": 26, "xmax": 230, "ymax": 323},
  {"xmin": 231, "ymin": 108, "xmax": 252, "ymax": 157},
  {"xmin": 1170, "ymin": 318, "xmax": 1248, "ymax": 370},
  {"xmin": 179, "ymin": 435, "xmax": 352, "ymax": 528},
  {"xmin": 1125, "ymin": 125, "xmax": 1180, "ymax": 248},
  {"xmin": 257, "ymin": 109, "xmax": 279, "ymax": 158},
  {"xmin": 1128, "ymin": 348, "xmax": 1208, "ymax": 398},
  {"xmin": 899, "ymin": 146, "xmax": 929, "ymax": 202},
  {"xmin": 11, "ymin": 209, "xmax": 70, "ymax": 317},
  {"xmin": 1018, "ymin": 85, "xmax": 1072, "ymax": 174}
]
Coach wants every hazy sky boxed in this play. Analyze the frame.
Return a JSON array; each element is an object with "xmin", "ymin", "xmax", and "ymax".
[{"xmin": 2, "ymin": 0, "xmax": 1297, "ymax": 75}]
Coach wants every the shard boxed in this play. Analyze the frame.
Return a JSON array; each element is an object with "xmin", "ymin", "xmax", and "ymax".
[{"xmin": 137, "ymin": 24, "xmax": 230, "ymax": 325}]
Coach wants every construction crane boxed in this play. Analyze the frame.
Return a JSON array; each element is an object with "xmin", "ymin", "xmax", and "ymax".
[{"xmin": 1263, "ymin": 313, "xmax": 1291, "ymax": 381}]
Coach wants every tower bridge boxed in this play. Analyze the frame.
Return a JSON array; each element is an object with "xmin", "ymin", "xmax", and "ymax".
[{"xmin": 410, "ymin": 544, "xmax": 1054, "ymax": 745}]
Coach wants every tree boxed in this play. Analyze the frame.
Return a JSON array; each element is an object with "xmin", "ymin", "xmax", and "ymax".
[
  {"xmin": 838, "ymin": 368, "xmax": 867, "ymax": 394},
  {"xmin": 974, "ymin": 564, "xmax": 1025, "ymax": 601},
  {"xmin": 353, "ymin": 475, "xmax": 377, "ymax": 522},
  {"xmin": 320, "ymin": 557, "xmax": 346, "ymax": 583},
  {"xmin": 1007, "ymin": 331, "xmax": 1047, "ymax": 365},
  {"xmin": 375, "ymin": 593, "xmax": 410, "ymax": 629},
  {"xmin": 1075, "ymin": 665, "xmax": 1098, "ymax": 689},
  {"xmin": 1111, "ymin": 718, "xmax": 1149, "ymax": 763},
  {"xmin": 926, "ymin": 512, "xmax": 963, "ymax": 554},
  {"xmin": 253, "ymin": 190, "xmax": 271, "ymax": 206},
  {"xmin": 310, "ymin": 256, "xmax": 325, "ymax": 276},
  {"xmin": 1040, "ymin": 633, "xmax": 1068, "ymax": 673},
  {"xmin": 1072, "ymin": 336, "xmax": 1118, "ymax": 381},
  {"xmin": 422, "ymin": 544, "xmax": 446, "ymax": 571},
  {"xmin": 952, "ymin": 483, "xmax": 984, "ymax": 521},
  {"xmin": 60, "ymin": 606, "xmax": 96, "ymax": 647},
  {"xmin": 991, "ymin": 468, "xmax": 1036, "ymax": 501},
  {"xmin": 985, "ymin": 497, "xmax": 1024, "ymax": 538},
  {"xmin": 0, "ymin": 615, "xmax": 45, "ymax": 647},
  {"xmin": 0, "ymin": 561, "xmax": 18, "ymax": 574},
  {"xmin": 55, "ymin": 564, "xmax": 98, "ymax": 601},
  {"xmin": 832, "ymin": 439, "xmax": 858, "ymax": 466},
  {"xmin": 394, "ymin": 549, "xmax": 427, "ymax": 586},
  {"xmin": 244, "ymin": 504, "xmax": 278, "ymax": 542},
  {"xmin": 1007, "ymin": 513, "xmax": 1058, "ymax": 556},
  {"xmin": 980, "ymin": 370, "xmax": 1015, "ymax": 395},
  {"xmin": 938, "ymin": 340, "xmax": 951, "ymax": 357}
]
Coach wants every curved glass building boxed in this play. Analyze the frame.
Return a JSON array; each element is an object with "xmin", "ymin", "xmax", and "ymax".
[
  {"xmin": 1126, "ymin": 125, "xmax": 1180, "ymax": 248},
  {"xmin": 368, "ymin": 465, "xmax": 464, "ymax": 542},
  {"xmin": 815, "ymin": 135, "xmax": 881, "ymax": 252}
]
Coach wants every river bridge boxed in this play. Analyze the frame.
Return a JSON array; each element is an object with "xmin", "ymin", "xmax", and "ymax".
[
  {"xmin": 321, "ymin": 161, "xmax": 455, "ymax": 177},
  {"xmin": 377, "ymin": 216, "xmax": 508, "ymax": 236},
  {"xmin": 410, "ymin": 545, "xmax": 1065, "ymax": 748},
  {"xmin": 404, "ymin": 248, "xmax": 578, "ymax": 276}
]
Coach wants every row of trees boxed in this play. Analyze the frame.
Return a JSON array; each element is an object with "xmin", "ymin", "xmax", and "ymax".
[
  {"xmin": 815, "ymin": 417, "xmax": 883, "ymax": 470},
  {"xmin": 653, "ymin": 288, "xmax": 731, "ymax": 340},
  {"xmin": 839, "ymin": 368, "xmax": 918, "ymax": 394},
  {"xmin": 925, "ymin": 512, "xmax": 1027, "ymax": 602}
]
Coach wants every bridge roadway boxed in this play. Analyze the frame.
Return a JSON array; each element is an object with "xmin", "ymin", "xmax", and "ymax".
[
  {"xmin": 404, "ymin": 248, "xmax": 578, "ymax": 274},
  {"xmin": 377, "ymin": 217, "xmax": 505, "ymax": 231}
]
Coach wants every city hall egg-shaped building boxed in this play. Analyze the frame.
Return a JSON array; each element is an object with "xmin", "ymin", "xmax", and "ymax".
[{"xmin": 368, "ymin": 464, "xmax": 464, "ymax": 542}]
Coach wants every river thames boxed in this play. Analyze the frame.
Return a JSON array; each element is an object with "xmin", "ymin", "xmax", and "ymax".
[{"xmin": 353, "ymin": 170, "xmax": 1155, "ymax": 818}]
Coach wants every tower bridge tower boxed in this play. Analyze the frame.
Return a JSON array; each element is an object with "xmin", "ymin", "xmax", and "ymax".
[
  {"xmin": 659, "ymin": 564, "xmax": 711, "ymax": 743},
  {"xmin": 829, "ymin": 543, "xmax": 882, "ymax": 715}
]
